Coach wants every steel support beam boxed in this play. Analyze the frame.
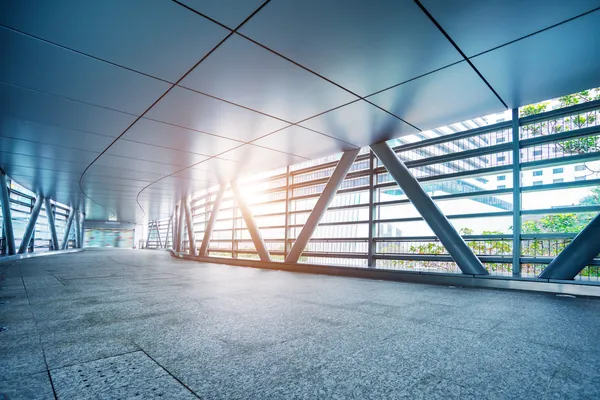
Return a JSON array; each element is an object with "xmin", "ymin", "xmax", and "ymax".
[
  {"xmin": 511, "ymin": 108, "xmax": 522, "ymax": 276},
  {"xmin": 80, "ymin": 215, "xmax": 85, "ymax": 248},
  {"xmin": 177, "ymin": 200, "xmax": 185, "ymax": 253},
  {"xmin": 0, "ymin": 171, "xmax": 16, "ymax": 255},
  {"xmin": 183, "ymin": 196, "xmax": 196, "ymax": 255},
  {"xmin": 199, "ymin": 185, "xmax": 226, "ymax": 256},
  {"xmin": 156, "ymin": 221, "xmax": 163, "ymax": 248},
  {"xmin": 539, "ymin": 212, "xmax": 600, "ymax": 280},
  {"xmin": 61, "ymin": 208, "xmax": 75, "ymax": 250},
  {"xmin": 231, "ymin": 181, "xmax": 271, "ymax": 262},
  {"xmin": 146, "ymin": 221, "xmax": 153, "ymax": 248},
  {"xmin": 164, "ymin": 214, "xmax": 172, "ymax": 249},
  {"xmin": 370, "ymin": 142, "xmax": 488, "ymax": 275},
  {"xmin": 172, "ymin": 206, "xmax": 179, "ymax": 251},
  {"xmin": 75, "ymin": 211, "xmax": 81, "ymax": 249},
  {"xmin": 43, "ymin": 197, "xmax": 59, "ymax": 251},
  {"xmin": 367, "ymin": 150, "xmax": 376, "ymax": 268},
  {"xmin": 18, "ymin": 194, "xmax": 44, "ymax": 254},
  {"xmin": 286, "ymin": 148, "xmax": 360, "ymax": 263}
]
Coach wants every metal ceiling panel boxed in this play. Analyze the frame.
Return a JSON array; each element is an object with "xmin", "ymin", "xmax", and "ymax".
[
  {"xmin": 240, "ymin": 0, "xmax": 462, "ymax": 96},
  {"xmin": 171, "ymin": 158, "xmax": 241, "ymax": 184},
  {"xmin": 92, "ymin": 155, "xmax": 184, "ymax": 176},
  {"xmin": 0, "ymin": 82, "xmax": 136, "ymax": 137},
  {"xmin": 0, "ymin": 0, "xmax": 229, "ymax": 82},
  {"xmin": 124, "ymin": 119, "xmax": 240, "ymax": 156},
  {"xmin": 299, "ymin": 101, "xmax": 419, "ymax": 146},
  {"xmin": 471, "ymin": 11, "xmax": 600, "ymax": 109},
  {"xmin": 146, "ymin": 86, "xmax": 289, "ymax": 142},
  {"xmin": 84, "ymin": 165, "xmax": 166, "ymax": 182},
  {"xmin": 0, "ymin": 136, "xmax": 99, "ymax": 164},
  {"xmin": 0, "ymin": 152, "xmax": 89, "ymax": 174},
  {"xmin": 1, "ymin": 27, "xmax": 170, "ymax": 115},
  {"xmin": 80, "ymin": 175, "xmax": 151, "ymax": 188},
  {"xmin": 252, "ymin": 126, "xmax": 357, "ymax": 159},
  {"xmin": 180, "ymin": 34, "xmax": 357, "ymax": 122},
  {"xmin": 367, "ymin": 62, "xmax": 505, "ymax": 131},
  {"xmin": 1, "ymin": 117, "xmax": 114, "ymax": 153},
  {"xmin": 104, "ymin": 140, "xmax": 209, "ymax": 167},
  {"xmin": 178, "ymin": 0, "xmax": 265, "ymax": 29},
  {"xmin": 218, "ymin": 144, "xmax": 307, "ymax": 174},
  {"xmin": 421, "ymin": 0, "xmax": 600, "ymax": 57}
]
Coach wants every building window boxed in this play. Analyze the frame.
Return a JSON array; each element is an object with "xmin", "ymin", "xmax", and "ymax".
[
  {"xmin": 532, "ymin": 150, "xmax": 543, "ymax": 156},
  {"xmin": 476, "ymin": 178, "xmax": 489, "ymax": 184},
  {"xmin": 497, "ymin": 137, "xmax": 506, "ymax": 143},
  {"xmin": 497, "ymin": 175, "xmax": 506, "ymax": 181},
  {"xmin": 552, "ymin": 168, "xmax": 564, "ymax": 174},
  {"xmin": 553, "ymin": 178, "xmax": 564, "ymax": 184},
  {"xmin": 575, "ymin": 165, "xmax": 586, "ymax": 171},
  {"xmin": 497, "ymin": 185, "xmax": 506, "ymax": 189},
  {"xmin": 532, "ymin": 170, "xmax": 543, "ymax": 176},
  {"xmin": 497, "ymin": 156, "xmax": 506, "ymax": 162},
  {"xmin": 533, "ymin": 181, "xmax": 543, "ymax": 186},
  {"xmin": 575, "ymin": 176, "xmax": 587, "ymax": 181}
]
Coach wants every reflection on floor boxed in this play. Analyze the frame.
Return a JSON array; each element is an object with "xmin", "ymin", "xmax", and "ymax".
[{"xmin": 1, "ymin": 249, "xmax": 599, "ymax": 399}]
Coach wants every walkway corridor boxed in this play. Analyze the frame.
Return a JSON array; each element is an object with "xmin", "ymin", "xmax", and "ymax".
[{"xmin": 1, "ymin": 249, "xmax": 599, "ymax": 399}]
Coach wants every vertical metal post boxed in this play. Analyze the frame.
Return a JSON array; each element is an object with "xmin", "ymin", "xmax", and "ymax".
[
  {"xmin": 183, "ymin": 196, "xmax": 196, "ymax": 255},
  {"xmin": 231, "ymin": 181, "xmax": 271, "ymax": 262},
  {"xmin": 146, "ymin": 221, "xmax": 153, "ymax": 248},
  {"xmin": 539, "ymin": 212, "xmax": 600, "ymax": 280},
  {"xmin": 367, "ymin": 150, "xmax": 376, "ymax": 268},
  {"xmin": 284, "ymin": 166, "xmax": 292, "ymax": 258},
  {"xmin": 61, "ymin": 208, "xmax": 75, "ymax": 250},
  {"xmin": 370, "ymin": 142, "xmax": 488, "ymax": 275},
  {"xmin": 75, "ymin": 211, "xmax": 81, "ymax": 248},
  {"xmin": 80, "ymin": 213, "xmax": 85, "ymax": 248},
  {"xmin": 511, "ymin": 108, "xmax": 522, "ymax": 276},
  {"xmin": 232, "ymin": 206, "xmax": 238, "ymax": 259},
  {"xmin": 286, "ymin": 149, "xmax": 360, "ymax": 263},
  {"xmin": 173, "ymin": 206, "xmax": 179, "ymax": 251},
  {"xmin": 199, "ymin": 185, "xmax": 226, "ymax": 256},
  {"xmin": 164, "ymin": 214, "xmax": 172, "ymax": 249},
  {"xmin": 177, "ymin": 200, "xmax": 185, "ymax": 253},
  {"xmin": 18, "ymin": 194, "xmax": 44, "ymax": 254},
  {"xmin": 43, "ymin": 197, "xmax": 59, "ymax": 251},
  {"xmin": 0, "ymin": 171, "xmax": 16, "ymax": 255},
  {"xmin": 156, "ymin": 221, "xmax": 163, "ymax": 248}
]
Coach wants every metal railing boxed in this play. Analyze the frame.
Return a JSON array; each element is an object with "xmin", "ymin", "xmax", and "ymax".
[{"xmin": 153, "ymin": 95, "xmax": 600, "ymax": 283}]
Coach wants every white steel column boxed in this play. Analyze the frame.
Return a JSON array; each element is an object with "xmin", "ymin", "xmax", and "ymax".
[
  {"xmin": 285, "ymin": 148, "xmax": 360, "ymax": 263},
  {"xmin": 199, "ymin": 185, "xmax": 226, "ymax": 256},
  {"xmin": 183, "ymin": 195, "xmax": 196, "ymax": 255},
  {"xmin": 18, "ymin": 194, "xmax": 44, "ymax": 254},
  {"xmin": 44, "ymin": 197, "xmax": 59, "ymax": 251},
  {"xmin": 231, "ymin": 181, "xmax": 271, "ymax": 262},
  {"xmin": 61, "ymin": 208, "xmax": 75, "ymax": 250},
  {"xmin": 371, "ymin": 141, "xmax": 488, "ymax": 275}
]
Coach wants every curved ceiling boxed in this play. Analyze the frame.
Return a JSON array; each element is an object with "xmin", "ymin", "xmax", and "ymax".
[{"xmin": 1, "ymin": 0, "xmax": 599, "ymax": 223}]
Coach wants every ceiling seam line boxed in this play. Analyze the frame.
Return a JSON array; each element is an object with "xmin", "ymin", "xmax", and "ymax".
[
  {"xmin": 127, "ymin": 1, "xmax": 274, "ymax": 220},
  {"xmin": 413, "ymin": 0, "xmax": 508, "ymax": 109},
  {"xmin": 0, "ymin": 117, "xmax": 124, "ymax": 140},
  {"xmin": 78, "ymin": 28, "xmax": 237, "ymax": 219},
  {"xmin": 171, "ymin": 0, "xmax": 234, "ymax": 31},
  {"xmin": 0, "ymin": 80, "xmax": 140, "ymax": 117},
  {"xmin": 235, "ymin": 32, "xmax": 423, "ymax": 131},
  {"xmin": 0, "ymin": 24, "xmax": 174, "ymax": 85},
  {"xmin": 170, "ymin": 1, "xmax": 372, "ymax": 147},
  {"xmin": 469, "ymin": 6, "xmax": 600, "ymax": 59}
]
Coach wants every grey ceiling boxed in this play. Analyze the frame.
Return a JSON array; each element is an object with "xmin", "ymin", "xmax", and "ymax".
[{"xmin": 1, "ymin": 0, "xmax": 599, "ymax": 223}]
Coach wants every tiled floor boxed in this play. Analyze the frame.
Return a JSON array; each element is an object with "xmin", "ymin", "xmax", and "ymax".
[{"xmin": 1, "ymin": 249, "xmax": 599, "ymax": 399}]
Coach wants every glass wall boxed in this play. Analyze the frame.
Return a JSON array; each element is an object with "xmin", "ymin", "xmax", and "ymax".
[
  {"xmin": 1, "ymin": 177, "xmax": 77, "ymax": 255},
  {"xmin": 150, "ymin": 88, "xmax": 600, "ymax": 283}
]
